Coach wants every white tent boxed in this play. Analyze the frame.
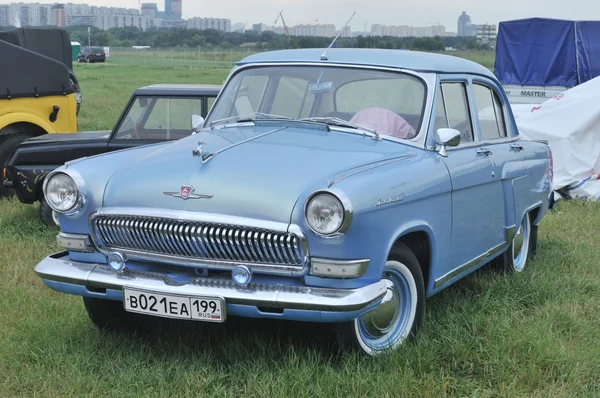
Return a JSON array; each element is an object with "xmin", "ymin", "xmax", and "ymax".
[{"xmin": 511, "ymin": 76, "xmax": 600, "ymax": 201}]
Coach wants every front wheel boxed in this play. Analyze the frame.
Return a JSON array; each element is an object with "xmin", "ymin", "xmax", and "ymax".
[
  {"xmin": 336, "ymin": 243, "xmax": 425, "ymax": 356},
  {"xmin": 39, "ymin": 197, "xmax": 59, "ymax": 227}
]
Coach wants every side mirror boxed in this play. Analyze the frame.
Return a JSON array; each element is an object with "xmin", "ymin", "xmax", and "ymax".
[
  {"xmin": 434, "ymin": 128, "xmax": 461, "ymax": 157},
  {"xmin": 191, "ymin": 114, "xmax": 205, "ymax": 133}
]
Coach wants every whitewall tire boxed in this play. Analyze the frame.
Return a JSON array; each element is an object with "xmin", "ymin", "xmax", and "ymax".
[{"xmin": 336, "ymin": 242, "xmax": 425, "ymax": 356}]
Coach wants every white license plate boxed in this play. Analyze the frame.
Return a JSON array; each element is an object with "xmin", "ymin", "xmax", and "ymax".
[{"xmin": 123, "ymin": 287, "xmax": 225, "ymax": 323}]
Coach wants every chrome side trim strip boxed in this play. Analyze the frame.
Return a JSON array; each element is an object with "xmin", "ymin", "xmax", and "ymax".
[
  {"xmin": 35, "ymin": 252, "xmax": 391, "ymax": 312},
  {"xmin": 433, "ymin": 226, "xmax": 516, "ymax": 288},
  {"xmin": 327, "ymin": 155, "xmax": 416, "ymax": 188}
]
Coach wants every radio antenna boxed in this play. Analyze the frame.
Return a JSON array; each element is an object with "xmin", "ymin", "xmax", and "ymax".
[{"xmin": 321, "ymin": 11, "xmax": 356, "ymax": 60}]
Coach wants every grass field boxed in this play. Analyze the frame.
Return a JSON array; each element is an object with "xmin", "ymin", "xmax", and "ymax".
[{"xmin": 1, "ymin": 61, "xmax": 599, "ymax": 397}]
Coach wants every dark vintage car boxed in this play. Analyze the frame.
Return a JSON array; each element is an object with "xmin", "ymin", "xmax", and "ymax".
[{"xmin": 4, "ymin": 83, "xmax": 221, "ymax": 226}]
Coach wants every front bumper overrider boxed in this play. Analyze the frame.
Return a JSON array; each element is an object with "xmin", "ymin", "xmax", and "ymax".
[{"xmin": 34, "ymin": 252, "xmax": 390, "ymax": 322}]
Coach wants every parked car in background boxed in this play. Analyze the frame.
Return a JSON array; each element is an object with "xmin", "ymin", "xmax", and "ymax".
[
  {"xmin": 77, "ymin": 46, "xmax": 106, "ymax": 63},
  {"xmin": 0, "ymin": 27, "xmax": 80, "ymax": 198},
  {"xmin": 34, "ymin": 48, "xmax": 553, "ymax": 356},
  {"xmin": 4, "ymin": 84, "xmax": 221, "ymax": 226}
]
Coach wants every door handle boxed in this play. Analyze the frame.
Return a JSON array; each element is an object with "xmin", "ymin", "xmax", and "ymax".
[
  {"xmin": 476, "ymin": 148, "xmax": 492, "ymax": 156},
  {"xmin": 510, "ymin": 144, "xmax": 524, "ymax": 152}
]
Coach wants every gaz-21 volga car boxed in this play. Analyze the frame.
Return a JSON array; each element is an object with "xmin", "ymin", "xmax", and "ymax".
[
  {"xmin": 5, "ymin": 84, "xmax": 221, "ymax": 226},
  {"xmin": 34, "ymin": 48, "xmax": 553, "ymax": 355}
]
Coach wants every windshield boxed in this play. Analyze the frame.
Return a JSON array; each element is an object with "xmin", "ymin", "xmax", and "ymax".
[
  {"xmin": 205, "ymin": 65, "xmax": 427, "ymax": 140},
  {"xmin": 114, "ymin": 96, "xmax": 205, "ymax": 140}
]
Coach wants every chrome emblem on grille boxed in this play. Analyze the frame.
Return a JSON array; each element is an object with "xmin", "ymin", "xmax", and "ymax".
[{"xmin": 163, "ymin": 185, "xmax": 213, "ymax": 200}]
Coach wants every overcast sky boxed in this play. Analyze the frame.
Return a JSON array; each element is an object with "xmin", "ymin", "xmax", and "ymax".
[{"xmin": 32, "ymin": 0, "xmax": 600, "ymax": 33}]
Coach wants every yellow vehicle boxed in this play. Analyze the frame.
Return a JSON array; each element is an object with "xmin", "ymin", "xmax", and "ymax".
[{"xmin": 0, "ymin": 27, "xmax": 79, "ymax": 196}]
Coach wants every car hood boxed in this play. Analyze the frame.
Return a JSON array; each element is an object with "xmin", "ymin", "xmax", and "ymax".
[
  {"xmin": 102, "ymin": 121, "xmax": 416, "ymax": 224},
  {"xmin": 23, "ymin": 130, "xmax": 112, "ymax": 145}
]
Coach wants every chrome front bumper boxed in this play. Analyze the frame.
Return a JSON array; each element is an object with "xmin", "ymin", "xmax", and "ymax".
[{"xmin": 35, "ymin": 252, "xmax": 391, "ymax": 313}]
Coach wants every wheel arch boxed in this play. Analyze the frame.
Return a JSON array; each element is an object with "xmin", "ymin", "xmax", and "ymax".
[
  {"xmin": 517, "ymin": 201, "xmax": 544, "ymax": 226},
  {"xmin": 1, "ymin": 122, "xmax": 47, "ymax": 138},
  {"xmin": 390, "ymin": 226, "xmax": 434, "ymax": 296},
  {"xmin": 0, "ymin": 116, "xmax": 52, "ymax": 137}
]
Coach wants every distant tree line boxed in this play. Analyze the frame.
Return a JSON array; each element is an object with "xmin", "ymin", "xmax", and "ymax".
[{"xmin": 62, "ymin": 25, "xmax": 490, "ymax": 52}]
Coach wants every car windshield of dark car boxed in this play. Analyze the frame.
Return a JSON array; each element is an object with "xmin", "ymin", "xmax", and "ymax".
[
  {"xmin": 91, "ymin": 47, "xmax": 104, "ymax": 53},
  {"xmin": 205, "ymin": 65, "xmax": 427, "ymax": 140},
  {"xmin": 114, "ymin": 96, "xmax": 204, "ymax": 140}
]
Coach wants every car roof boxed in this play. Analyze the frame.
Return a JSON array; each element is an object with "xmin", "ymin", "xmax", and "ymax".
[
  {"xmin": 134, "ymin": 84, "xmax": 222, "ymax": 96},
  {"xmin": 237, "ymin": 48, "xmax": 495, "ymax": 79}
]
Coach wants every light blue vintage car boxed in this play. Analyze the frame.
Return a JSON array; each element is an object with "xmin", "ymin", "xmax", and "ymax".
[{"xmin": 35, "ymin": 48, "xmax": 553, "ymax": 356}]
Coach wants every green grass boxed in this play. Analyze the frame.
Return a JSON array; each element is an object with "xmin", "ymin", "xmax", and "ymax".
[
  {"xmin": 1, "ymin": 61, "xmax": 598, "ymax": 397},
  {"xmin": 73, "ymin": 63, "xmax": 230, "ymax": 132}
]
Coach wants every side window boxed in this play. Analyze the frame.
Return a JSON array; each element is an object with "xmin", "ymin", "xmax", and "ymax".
[
  {"xmin": 207, "ymin": 96, "xmax": 216, "ymax": 114},
  {"xmin": 473, "ymin": 84, "xmax": 507, "ymax": 140},
  {"xmin": 145, "ymin": 98, "xmax": 204, "ymax": 132},
  {"xmin": 168, "ymin": 98, "xmax": 203, "ymax": 130},
  {"xmin": 433, "ymin": 86, "xmax": 449, "ymax": 132},
  {"xmin": 144, "ymin": 98, "xmax": 168, "ymax": 130},
  {"xmin": 271, "ymin": 76, "xmax": 314, "ymax": 119},
  {"xmin": 439, "ymin": 82, "xmax": 473, "ymax": 143}
]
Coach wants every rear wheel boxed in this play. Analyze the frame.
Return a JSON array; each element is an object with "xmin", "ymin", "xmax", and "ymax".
[
  {"xmin": 0, "ymin": 130, "xmax": 36, "ymax": 197},
  {"xmin": 493, "ymin": 212, "xmax": 533, "ymax": 273},
  {"xmin": 83, "ymin": 297, "xmax": 131, "ymax": 331},
  {"xmin": 335, "ymin": 243, "xmax": 425, "ymax": 355}
]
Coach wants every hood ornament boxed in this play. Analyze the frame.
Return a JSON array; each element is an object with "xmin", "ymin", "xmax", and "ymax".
[
  {"xmin": 163, "ymin": 185, "xmax": 213, "ymax": 200},
  {"xmin": 192, "ymin": 141, "xmax": 213, "ymax": 162}
]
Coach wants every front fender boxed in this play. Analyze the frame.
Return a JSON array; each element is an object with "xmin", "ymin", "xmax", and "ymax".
[{"xmin": 293, "ymin": 150, "xmax": 453, "ymax": 292}]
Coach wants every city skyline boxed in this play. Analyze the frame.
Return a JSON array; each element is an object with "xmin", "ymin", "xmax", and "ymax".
[{"xmin": 1, "ymin": 0, "xmax": 599, "ymax": 33}]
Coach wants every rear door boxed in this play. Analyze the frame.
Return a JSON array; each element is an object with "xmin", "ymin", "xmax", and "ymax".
[
  {"xmin": 434, "ymin": 77, "xmax": 506, "ymax": 283},
  {"xmin": 470, "ymin": 79, "xmax": 527, "ymax": 233}
]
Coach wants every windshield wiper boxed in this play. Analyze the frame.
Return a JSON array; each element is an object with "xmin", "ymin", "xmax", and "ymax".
[
  {"xmin": 300, "ymin": 117, "xmax": 381, "ymax": 140},
  {"xmin": 209, "ymin": 112, "xmax": 293, "ymax": 128}
]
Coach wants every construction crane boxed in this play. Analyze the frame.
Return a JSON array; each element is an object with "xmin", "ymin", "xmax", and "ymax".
[{"xmin": 275, "ymin": 10, "xmax": 290, "ymax": 41}]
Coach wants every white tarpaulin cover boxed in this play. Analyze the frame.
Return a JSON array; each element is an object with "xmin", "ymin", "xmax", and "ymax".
[{"xmin": 511, "ymin": 76, "xmax": 600, "ymax": 201}]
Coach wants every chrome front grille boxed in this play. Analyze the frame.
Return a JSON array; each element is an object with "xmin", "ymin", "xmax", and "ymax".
[{"xmin": 90, "ymin": 214, "xmax": 306, "ymax": 272}]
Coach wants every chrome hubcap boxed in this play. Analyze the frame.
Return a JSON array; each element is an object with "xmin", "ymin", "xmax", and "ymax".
[
  {"xmin": 513, "ymin": 225, "xmax": 524, "ymax": 259},
  {"xmin": 362, "ymin": 285, "xmax": 399, "ymax": 337},
  {"xmin": 512, "ymin": 215, "xmax": 530, "ymax": 272}
]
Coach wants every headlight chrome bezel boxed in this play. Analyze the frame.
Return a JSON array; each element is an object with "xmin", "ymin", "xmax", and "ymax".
[
  {"xmin": 304, "ymin": 188, "xmax": 353, "ymax": 237},
  {"xmin": 43, "ymin": 169, "xmax": 86, "ymax": 216}
]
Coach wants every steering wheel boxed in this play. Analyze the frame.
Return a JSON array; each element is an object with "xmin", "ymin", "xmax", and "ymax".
[{"xmin": 134, "ymin": 123, "xmax": 150, "ymax": 139}]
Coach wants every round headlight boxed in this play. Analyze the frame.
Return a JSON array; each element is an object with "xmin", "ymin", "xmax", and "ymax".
[
  {"xmin": 45, "ymin": 173, "xmax": 79, "ymax": 212},
  {"xmin": 305, "ymin": 193, "xmax": 345, "ymax": 235}
]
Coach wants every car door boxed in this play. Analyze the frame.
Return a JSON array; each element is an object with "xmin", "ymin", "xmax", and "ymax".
[
  {"xmin": 470, "ymin": 80, "xmax": 527, "ymax": 237},
  {"xmin": 434, "ymin": 79, "xmax": 506, "ymax": 283}
]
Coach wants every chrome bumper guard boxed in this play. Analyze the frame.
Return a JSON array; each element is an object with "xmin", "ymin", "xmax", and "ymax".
[{"xmin": 35, "ymin": 252, "xmax": 391, "ymax": 312}]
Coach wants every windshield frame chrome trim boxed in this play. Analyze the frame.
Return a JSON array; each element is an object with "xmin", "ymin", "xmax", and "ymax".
[{"xmin": 203, "ymin": 61, "xmax": 436, "ymax": 150}]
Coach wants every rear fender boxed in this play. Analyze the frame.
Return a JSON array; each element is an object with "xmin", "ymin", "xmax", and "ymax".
[{"xmin": 0, "ymin": 113, "xmax": 55, "ymax": 135}]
